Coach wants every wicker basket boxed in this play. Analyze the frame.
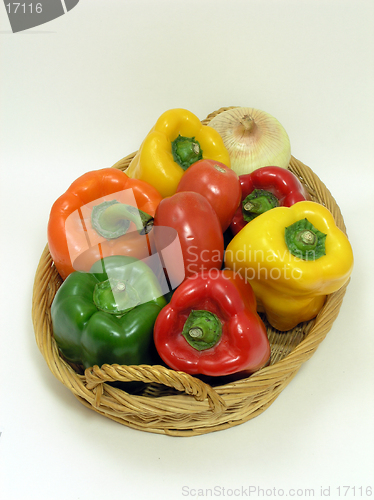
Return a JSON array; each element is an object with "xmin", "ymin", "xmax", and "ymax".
[{"xmin": 32, "ymin": 107, "xmax": 350, "ymax": 436}]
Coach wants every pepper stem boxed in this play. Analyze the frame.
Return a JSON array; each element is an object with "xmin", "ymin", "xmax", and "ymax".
[
  {"xmin": 93, "ymin": 278, "xmax": 140, "ymax": 315},
  {"xmin": 213, "ymin": 164, "xmax": 226, "ymax": 173},
  {"xmin": 182, "ymin": 310, "xmax": 222, "ymax": 351},
  {"xmin": 298, "ymin": 230, "xmax": 317, "ymax": 246},
  {"xmin": 188, "ymin": 327, "xmax": 203, "ymax": 338},
  {"xmin": 171, "ymin": 134, "xmax": 203, "ymax": 171},
  {"xmin": 91, "ymin": 200, "xmax": 153, "ymax": 239},
  {"xmin": 242, "ymin": 189, "xmax": 279, "ymax": 222},
  {"xmin": 285, "ymin": 218, "xmax": 327, "ymax": 260}
]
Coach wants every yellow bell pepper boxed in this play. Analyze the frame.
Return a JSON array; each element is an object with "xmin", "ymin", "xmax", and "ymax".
[
  {"xmin": 125, "ymin": 108, "xmax": 231, "ymax": 198},
  {"xmin": 224, "ymin": 201, "xmax": 354, "ymax": 331}
]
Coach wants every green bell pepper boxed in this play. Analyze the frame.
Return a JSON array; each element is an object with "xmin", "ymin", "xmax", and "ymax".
[{"xmin": 51, "ymin": 255, "xmax": 167, "ymax": 369}]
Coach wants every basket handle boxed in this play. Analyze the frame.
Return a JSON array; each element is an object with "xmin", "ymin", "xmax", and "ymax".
[{"xmin": 84, "ymin": 364, "xmax": 226, "ymax": 414}]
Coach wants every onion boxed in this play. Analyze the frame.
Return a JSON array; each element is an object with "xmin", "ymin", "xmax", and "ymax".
[{"xmin": 208, "ymin": 107, "xmax": 291, "ymax": 175}]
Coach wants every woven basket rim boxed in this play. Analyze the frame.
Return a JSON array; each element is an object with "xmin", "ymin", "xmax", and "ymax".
[{"xmin": 32, "ymin": 107, "xmax": 350, "ymax": 436}]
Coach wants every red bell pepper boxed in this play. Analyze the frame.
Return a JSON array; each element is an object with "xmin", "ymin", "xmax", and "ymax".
[
  {"xmin": 176, "ymin": 159, "xmax": 241, "ymax": 232},
  {"xmin": 230, "ymin": 166, "xmax": 310, "ymax": 235},
  {"xmin": 153, "ymin": 191, "xmax": 224, "ymax": 282},
  {"xmin": 153, "ymin": 270, "xmax": 271, "ymax": 377}
]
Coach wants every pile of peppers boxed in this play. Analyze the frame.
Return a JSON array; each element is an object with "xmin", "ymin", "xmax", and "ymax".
[{"xmin": 48, "ymin": 108, "xmax": 354, "ymax": 382}]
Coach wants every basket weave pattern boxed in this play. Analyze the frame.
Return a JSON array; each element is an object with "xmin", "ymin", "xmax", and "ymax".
[{"xmin": 32, "ymin": 108, "xmax": 349, "ymax": 436}]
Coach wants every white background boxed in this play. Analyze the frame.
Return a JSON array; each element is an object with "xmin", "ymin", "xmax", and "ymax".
[{"xmin": 1, "ymin": 1, "xmax": 373, "ymax": 499}]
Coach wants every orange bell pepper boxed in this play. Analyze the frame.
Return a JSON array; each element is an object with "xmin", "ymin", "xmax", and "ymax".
[{"xmin": 47, "ymin": 168, "xmax": 162, "ymax": 280}]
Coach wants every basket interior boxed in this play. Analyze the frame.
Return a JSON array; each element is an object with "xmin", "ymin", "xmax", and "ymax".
[{"xmin": 37, "ymin": 154, "xmax": 345, "ymax": 398}]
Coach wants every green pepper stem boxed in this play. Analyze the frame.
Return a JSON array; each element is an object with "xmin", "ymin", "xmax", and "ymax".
[
  {"xmin": 182, "ymin": 310, "xmax": 222, "ymax": 351},
  {"xmin": 285, "ymin": 218, "xmax": 327, "ymax": 260},
  {"xmin": 171, "ymin": 135, "xmax": 203, "ymax": 171},
  {"xmin": 93, "ymin": 278, "xmax": 140, "ymax": 315},
  {"xmin": 242, "ymin": 189, "xmax": 279, "ymax": 222},
  {"xmin": 91, "ymin": 200, "xmax": 153, "ymax": 239},
  {"xmin": 188, "ymin": 327, "xmax": 203, "ymax": 338},
  {"xmin": 297, "ymin": 230, "xmax": 317, "ymax": 246}
]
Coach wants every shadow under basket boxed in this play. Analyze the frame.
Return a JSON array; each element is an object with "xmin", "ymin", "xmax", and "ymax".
[{"xmin": 32, "ymin": 107, "xmax": 350, "ymax": 437}]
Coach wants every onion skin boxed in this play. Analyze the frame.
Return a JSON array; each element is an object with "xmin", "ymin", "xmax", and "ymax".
[{"xmin": 208, "ymin": 107, "xmax": 291, "ymax": 176}]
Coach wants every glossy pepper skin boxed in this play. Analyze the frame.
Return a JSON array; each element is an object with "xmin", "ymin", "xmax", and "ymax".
[
  {"xmin": 153, "ymin": 270, "xmax": 271, "ymax": 377},
  {"xmin": 225, "ymin": 201, "xmax": 354, "ymax": 331},
  {"xmin": 230, "ymin": 166, "xmax": 310, "ymax": 235},
  {"xmin": 153, "ymin": 191, "xmax": 224, "ymax": 282},
  {"xmin": 51, "ymin": 255, "xmax": 166, "ymax": 369},
  {"xmin": 125, "ymin": 109, "xmax": 231, "ymax": 198},
  {"xmin": 48, "ymin": 168, "xmax": 162, "ymax": 280},
  {"xmin": 176, "ymin": 159, "xmax": 241, "ymax": 232}
]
